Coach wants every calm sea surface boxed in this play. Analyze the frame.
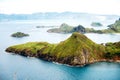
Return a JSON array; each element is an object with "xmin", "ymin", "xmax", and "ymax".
[{"xmin": 0, "ymin": 20, "xmax": 120, "ymax": 80}]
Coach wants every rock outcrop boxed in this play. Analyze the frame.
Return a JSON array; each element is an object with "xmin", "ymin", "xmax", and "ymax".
[{"xmin": 72, "ymin": 25, "xmax": 86, "ymax": 33}]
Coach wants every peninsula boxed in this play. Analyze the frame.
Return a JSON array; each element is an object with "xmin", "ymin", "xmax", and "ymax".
[{"xmin": 6, "ymin": 32, "xmax": 120, "ymax": 66}]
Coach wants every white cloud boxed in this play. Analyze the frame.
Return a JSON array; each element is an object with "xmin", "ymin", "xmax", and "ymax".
[{"xmin": 0, "ymin": 0, "xmax": 120, "ymax": 15}]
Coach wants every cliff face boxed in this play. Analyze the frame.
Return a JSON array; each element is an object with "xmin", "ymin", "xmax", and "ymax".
[{"xmin": 5, "ymin": 32, "xmax": 120, "ymax": 66}]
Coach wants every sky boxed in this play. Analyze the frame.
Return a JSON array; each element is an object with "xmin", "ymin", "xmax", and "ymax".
[{"xmin": 0, "ymin": 0, "xmax": 120, "ymax": 15}]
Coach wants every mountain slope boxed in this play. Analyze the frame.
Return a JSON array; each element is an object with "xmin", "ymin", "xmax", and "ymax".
[{"xmin": 51, "ymin": 32, "xmax": 105, "ymax": 65}]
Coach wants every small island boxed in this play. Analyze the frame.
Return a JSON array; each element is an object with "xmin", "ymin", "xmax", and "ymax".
[
  {"xmin": 6, "ymin": 32, "xmax": 120, "ymax": 66},
  {"xmin": 11, "ymin": 32, "xmax": 29, "ymax": 38},
  {"xmin": 91, "ymin": 22, "xmax": 103, "ymax": 27},
  {"xmin": 36, "ymin": 26, "xmax": 45, "ymax": 28}
]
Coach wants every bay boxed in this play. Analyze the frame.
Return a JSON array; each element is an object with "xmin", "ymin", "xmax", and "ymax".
[{"xmin": 0, "ymin": 20, "xmax": 120, "ymax": 80}]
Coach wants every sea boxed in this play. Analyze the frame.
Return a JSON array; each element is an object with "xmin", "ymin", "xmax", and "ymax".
[{"xmin": 0, "ymin": 18, "xmax": 120, "ymax": 80}]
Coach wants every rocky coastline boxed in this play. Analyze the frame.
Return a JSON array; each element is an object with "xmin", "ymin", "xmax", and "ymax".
[{"xmin": 5, "ymin": 48, "xmax": 120, "ymax": 66}]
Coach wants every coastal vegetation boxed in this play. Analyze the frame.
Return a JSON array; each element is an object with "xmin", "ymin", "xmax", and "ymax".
[
  {"xmin": 6, "ymin": 32, "xmax": 120, "ymax": 66},
  {"xmin": 11, "ymin": 32, "xmax": 29, "ymax": 38},
  {"xmin": 105, "ymin": 41, "xmax": 120, "ymax": 59}
]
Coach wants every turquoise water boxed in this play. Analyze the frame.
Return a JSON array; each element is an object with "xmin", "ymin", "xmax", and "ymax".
[{"xmin": 0, "ymin": 20, "xmax": 120, "ymax": 80}]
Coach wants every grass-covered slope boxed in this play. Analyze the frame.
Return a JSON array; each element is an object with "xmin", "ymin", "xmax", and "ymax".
[
  {"xmin": 52, "ymin": 32, "xmax": 105, "ymax": 64},
  {"xmin": 6, "ymin": 32, "xmax": 120, "ymax": 66},
  {"xmin": 6, "ymin": 42, "xmax": 56, "ymax": 57},
  {"xmin": 6, "ymin": 32, "xmax": 106, "ymax": 66},
  {"xmin": 105, "ymin": 41, "xmax": 120, "ymax": 60},
  {"xmin": 47, "ymin": 23, "xmax": 73, "ymax": 33}
]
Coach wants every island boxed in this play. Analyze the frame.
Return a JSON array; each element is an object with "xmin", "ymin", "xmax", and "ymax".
[
  {"xmin": 47, "ymin": 23, "xmax": 86, "ymax": 33},
  {"xmin": 6, "ymin": 32, "xmax": 120, "ymax": 66},
  {"xmin": 91, "ymin": 22, "xmax": 103, "ymax": 27},
  {"xmin": 47, "ymin": 23, "xmax": 73, "ymax": 33},
  {"xmin": 47, "ymin": 18, "xmax": 120, "ymax": 34},
  {"xmin": 11, "ymin": 32, "xmax": 29, "ymax": 38}
]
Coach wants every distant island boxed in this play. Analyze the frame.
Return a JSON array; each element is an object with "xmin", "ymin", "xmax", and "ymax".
[
  {"xmin": 47, "ymin": 23, "xmax": 86, "ymax": 33},
  {"xmin": 0, "ymin": 12, "xmax": 119, "ymax": 21},
  {"xmin": 91, "ymin": 22, "xmax": 103, "ymax": 27},
  {"xmin": 11, "ymin": 32, "xmax": 29, "ymax": 38},
  {"xmin": 6, "ymin": 32, "xmax": 120, "ymax": 66},
  {"xmin": 47, "ymin": 18, "xmax": 120, "ymax": 34}
]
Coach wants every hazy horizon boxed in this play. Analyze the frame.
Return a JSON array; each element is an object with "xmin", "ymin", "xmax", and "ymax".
[
  {"xmin": 0, "ymin": 11, "xmax": 120, "ymax": 16},
  {"xmin": 0, "ymin": 0, "xmax": 120, "ymax": 15}
]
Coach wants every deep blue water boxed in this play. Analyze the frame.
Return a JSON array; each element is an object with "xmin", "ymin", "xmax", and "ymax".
[{"xmin": 0, "ymin": 20, "xmax": 120, "ymax": 80}]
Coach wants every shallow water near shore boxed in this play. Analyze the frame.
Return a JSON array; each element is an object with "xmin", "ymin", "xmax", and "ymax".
[{"xmin": 0, "ymin": 20, "xmax": 120, "ymax": 80}]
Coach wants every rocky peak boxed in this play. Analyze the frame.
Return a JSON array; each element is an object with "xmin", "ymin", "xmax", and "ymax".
[{"xmin": 72, "ymin": 25, "xmax": 86, "ymax": 33}]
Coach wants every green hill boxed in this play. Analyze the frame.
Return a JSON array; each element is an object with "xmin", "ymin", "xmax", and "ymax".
[
  {"xmin": 51, "ymin": 32, "xmax": 105, "ymax": 65},
  {"xmin": 47, "ymin": 23, "xmax": 73, "ymax": 33},
  {"xmin": 5, "ymin": 32, "xmax": 120, "ymax": 66}
]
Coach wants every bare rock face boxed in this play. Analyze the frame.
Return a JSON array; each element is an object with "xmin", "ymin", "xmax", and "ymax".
[{"xmin": 72, "ymin": 49, "xmax": 93, "ymax": 65}]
